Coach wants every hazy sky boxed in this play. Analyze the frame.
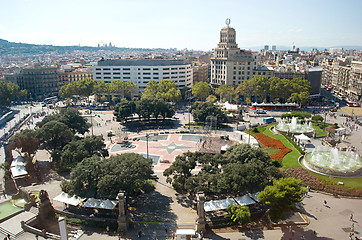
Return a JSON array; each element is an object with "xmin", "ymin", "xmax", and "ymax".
[{"xmin": 0, "ymin": 0, "xmax": 361, "ymax": 50}]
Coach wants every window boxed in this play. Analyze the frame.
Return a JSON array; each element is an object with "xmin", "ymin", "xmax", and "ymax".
[
  {"xmin": 96, "ymin": 77, "xmax": 101, "ymax": 79},
  {"xmin": 171, "ymin": 67, "xmax": 177, "ymax": 70},
  {"xmin": 153, "ymin": 72, "xmax": 159, "ymax": 75},
  {"xmin": 104, "ymin": 72, "xmax": 111, "ymax": 75},
  {"xmin": 114, "ymin": 72, "xmax": 120, "ymax": 75},
  {"xmin": 143, "ymin": 77, "xmax": 151, "ymax": 79},
  {"xmin": 179, "ymin": 67, "xmax": 185, "ymax": 70},
  {"xmin": 123, "ymin": 72, "xmax": 130, "ymax": 75},
  {"xmin": 123, "ymin": 68, "xmax": 130, "ymax": 71},
  {"xmin": 171, "ymin": 72, "xmax": 177, "ymax": 74},
  {"xmin": 153, "ymin": 77, "xmax": 159, "ymax": 79},
  {"xmin": 104, "ymin": 77, "xmax": 111, "ymax": 79},
  {"xmin": 104, "ymin": 68, "xmax": 111, "ymax": 71},
  {"xmin": 143, "ymin": 72, "xmax": 151, "ymax": 75},
  {"xmin": 163, "ymin": 72, "xmax": 169, "ymax": 75},
  {"xmin": 143, "ymin": 68, "xmax": 151, "ymax": 70},
  {"xmin": 113, "ymin": 68, "xmax": 121, "ymax": 71},
  {"xmin": 164, "ymin": 76, "xmax": 169, "ymax": 79},
  {"xmin": 153, "ymin": 68, "xmax": 159, "ymax": 71},
  {"xmin": 105, "ymin": 81, "xmax": 111, "ymax": 83},
  {"xmin": 96, "ymin": 68, "xmax": 101, "ymax": 71},
  {"xmin": 96, "ymin": 72, "xmax": 101, "ymax": 75},
  {"xmin": 163, "ymin": 68, "xmax": 169, "ymax": 70},
  {"xmin": 179, "ymin": 80, "xmax": 185, "ymax": 82},
  {"xmin": 123, "ymin": 77, "xmax": 130, "ymax": 79}
]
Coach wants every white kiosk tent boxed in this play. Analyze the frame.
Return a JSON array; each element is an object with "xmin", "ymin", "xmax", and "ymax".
[
  {"xmin": 53, "ymin": 192, "xmax": 86, "ymax": 206},
  {"xmin": 295, "ymin": 134, "xmax": 311, "ymax": 142},
  {"xmin": 10, "ymin": 155, "xmax": 28, "ymax": 178},
  {"xmin": 233, "ymin": 195, "xmax": 257, "ymax": 206},
  {"xmin": 82, "ymin": 198, "xmax": 118, "ymax": 210},
  {"xmin": 204, "ymin": 193, "xmax": 260, "ymax": 212}
]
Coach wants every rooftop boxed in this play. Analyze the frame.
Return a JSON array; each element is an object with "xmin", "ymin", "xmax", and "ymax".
[{"xmin": 97, "ymin": 59, "xmax": 188, "ymax": 66}]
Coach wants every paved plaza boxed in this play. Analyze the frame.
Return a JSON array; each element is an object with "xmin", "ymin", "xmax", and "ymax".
[{"xmin": 1, "ymin": 103, "xmax": 362, "ymax": 239}]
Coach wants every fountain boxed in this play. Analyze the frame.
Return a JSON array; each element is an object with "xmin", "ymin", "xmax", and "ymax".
[
  {"xmin": 275, "ymin": 117, "xmax": 314, "ymax": 135},
  {"xmin": 303, "ymin": 147, "xmax": 362, "ymax": 177}
]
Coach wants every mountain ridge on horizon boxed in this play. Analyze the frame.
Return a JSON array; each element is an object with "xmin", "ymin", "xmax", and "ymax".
[{"xmin": 1, "ymin": 38, "xmax": 362, "ymax": 55}]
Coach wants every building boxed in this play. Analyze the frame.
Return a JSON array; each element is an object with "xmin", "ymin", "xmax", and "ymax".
[
  {"xmin": 57, "ymin": 69, "xmax": 93, "ymax": 88},
  {"xmin": 307, "ymin": 68, "xmax": 323, "ymax": 95},
  {"xmin": 210, "ymin": 19, "xmax": 257, "ymax": 87},
  {"xmin": 192, "ymin": 61, "xmax": 209, "ymax": 83},
  {"xmin": 264, "ymin": 45, "xmax": 269, "ymax": 51},
  {"xmin": 93, "ymin": 59, "xmax": 193, "ymax": 91},
  {"xmin": 253, "ymin": 66, "xmax": 274, "ymax": 78},
  {"xmin": 5, "ymin": 65, "xmax": 58, "ymax": 99},
  {"xmin": 349, "ymin": 61, "xmax": 362, "ymax": 101},
  {"xmin": 271, "ymin": 45, "xmax": 276, "ymax": 51}
]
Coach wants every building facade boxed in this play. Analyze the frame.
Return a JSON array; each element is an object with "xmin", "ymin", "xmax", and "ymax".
[
  {"xmin": 350, "ymin": 61, "xmax": 362, "ymax": 101},
  {"xmin": 192, "ymin": 61, "xmax": 209, "ymax": 83},
  {"xmin": 210, "ymin": 20, "xmax": 257, "ymax": 87},
  {"xmin": 93, "ymin": 59, "xmax": 193, "ymax": 91}
]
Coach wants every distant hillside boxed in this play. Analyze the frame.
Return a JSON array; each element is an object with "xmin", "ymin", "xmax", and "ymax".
[{"xmin": 0, "ymin": 39, "xmax": 167, "ymax": 55}]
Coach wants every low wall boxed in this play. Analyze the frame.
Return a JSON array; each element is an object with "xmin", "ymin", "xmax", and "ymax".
[{"xmin": 303, "ymin": 156, "xmax": 362, "ymax": 177}]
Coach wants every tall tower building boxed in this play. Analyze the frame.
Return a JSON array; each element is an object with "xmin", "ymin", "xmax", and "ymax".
[
  {"xmin": 210, "ymin": 19, "xmax": 257, "ymax": 87},
  {"xmin": 264, "ymin": 45, "xmax": 269, "ymax": 50}
]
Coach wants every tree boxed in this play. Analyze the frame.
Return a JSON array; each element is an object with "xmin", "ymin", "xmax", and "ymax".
[
  {"xmin": 206, "ymin": 95, "xmax": 217, "ymax": 103},
  {"xmin": 142, "ymin": 80, "xmax": 181, "ymax": 102},
  {"xmin": 114, "ymin": 100, "xmax": 136, "ymax": 122},
  {"xmin": 164, "ymin": 144, "xmax": 282, "ymax": 195},
  {"xmin": 225, "ymin": 204, "xmax": 251, "ymax": 225},
  {"xmin": 190, "ymin": 101, "xmax": 227, "ymax": 123},
  {"xmin": 61, "ymin": 153, "xmax": 154, "ymax": 198},
  {"xmin": 151, "ymin": 99, "xmax": 175, "ymax": 121},
  {"xmin": 56, "ymin": 135, "xmax": 108, "ymax": 172},
  {"xmin": 215, "ymin": 84, "xmax": 234, "ymax": 103},
  {"xmin": 235, "ymin": 80, "xmax": 255, "ymax": 105},
  {"xmin": 37, "ymin": 120, "xmax": 74, "ymax": 151},
  {"xmin": 59, "ymin": 78, "xmax": 96, "ymax": 99},
  {"xmin": 253, "ymin": 76, "xmax": 270, "ymax": 102},
  {"xmin": 258, "ymin": 177, "xmax": 306, "ymax": 222},
  {"xmin": 312, "ymin": 115, "xmax": 324, "ymax": 122},
  {"xmin": 9, "ymin": 129, "xmax": 40, "ymax": 173},
  {"xmin": 40, "ymin": 108, "xmax": 90, "ymax": 135},
  {"xmin": 0, "ymin": 81, "xmax": 24, "ymax": 108},
  {"xmin": 192, "ymin": 81, "xmax": 211, "ymax": 100}
]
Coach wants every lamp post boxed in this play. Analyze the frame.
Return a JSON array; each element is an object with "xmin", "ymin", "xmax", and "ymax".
[
  {"xmin": 323, "ymin": 110, "xmax": 327, "ymax": 131},
  {"xmin": 248, "ymin": 123, "xmax": 251, "ymax": 144},
  {"xmin": 146, "ymin": 133, "xmax": 149, "ymax": 159}
]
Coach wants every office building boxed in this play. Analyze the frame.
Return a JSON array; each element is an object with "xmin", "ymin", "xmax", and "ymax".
[{"xmin": 93, "ymin": 59, "xmax": 193, "ymax": 91}]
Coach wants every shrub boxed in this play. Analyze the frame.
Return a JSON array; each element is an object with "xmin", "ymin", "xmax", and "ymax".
[
  {"xmin": 312, "ymin": 115, "xmax": 324, "ymax": 122},
  {"xmin": 283, "ymin": 134, "xmax": 305, "ymax": 155}
]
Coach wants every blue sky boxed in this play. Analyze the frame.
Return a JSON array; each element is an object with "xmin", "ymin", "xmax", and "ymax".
[{"xmin": 0, "ymin": 0, "xmax": 361, "ymax": 50}]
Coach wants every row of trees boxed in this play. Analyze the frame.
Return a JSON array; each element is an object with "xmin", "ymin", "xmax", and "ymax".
[
  {"xmin": 191, "ymin": 77, "xmax": 312, "ymax": 106},
  {"xmin": 0, "ymin": 80, "xmax": 27, "ymax": 109},
  {"xmin": 59, "ymin": 78, "xmax": 138, "ymax": 101},
  {"xmin": 163, "ymin": 144, "xmax": 282, "ymax": 195},
  {"xmin": 114, "ymin": 98, "xmax": 175, "ymax": 122},
  {"xmin": 190, "ymin": 101, "xmax": 228, "ymax": 124}
]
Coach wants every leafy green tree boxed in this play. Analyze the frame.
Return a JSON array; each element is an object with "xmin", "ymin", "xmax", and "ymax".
[
  {"xmin": 40, "ymin": 108, "xmax": 90, "ymax": 134},
  {"xmin": 253, "ymin": 76, "xmax": 270, "ymax": 102},
  {"xmin": 136, "ymin": 98, "xmax": 153, "ymax": 121},
  {"xmin": 258, "ymin": 177, "xmax": 306, "ymax": 222},
  {"xmin": 114, "ymin": 100, "xmax": 136, "ymax": 122},
  {"xmin": 9, "ymin": 129, "xmax": 40, "ymax": 173},
  {"xmin": 37, "ymin": 120, "xmax": 74, "ymax": 151},
  {"xmin": 235, "ymin": 79, "xmax": 255, "ymax": 104},
  {"xmin": 142, "ymin": 80, "xmax": 181, "ymax": 102},
  {"xmin": 164, "ymin": 144, "xmax": 281, "ymax": 195},
  {"xmin": 59, "ymin": 78, "xmax": 96, "ymax": 99},
  {"xmin": 206, "ymin": 95, "xmax": 217, "ymax": 103},
  {"xmin": 215, "ymin": 84, "xmax": 234, "ymax": 103},
  {"xmin": 190, "ymin": 101, "xmax": 227, "ymax": 123},
  {"xmin": 312, "ymin": 115, "xmax": 324, "ymax": 122},
  {"xmin": 61, "ymin": 153, "xmax": 154, "ymax": 198},
  {"xmin": 192, "ymin": 81, "xmax": 211, "ymax": 100},
  {"xmin": 151, "ymin": 99, "xmax": 175, "ymax": 121},
  {"xmin": 225, "ymin": 204, "xmax": 251, "ymax": 225},
  {"xmin": 0, "ymin": 81, "xmax": 24, "ymax": 108},
  {"xmin": 56, "ymin": 135, "xmax": 108, "ymax": 172}
]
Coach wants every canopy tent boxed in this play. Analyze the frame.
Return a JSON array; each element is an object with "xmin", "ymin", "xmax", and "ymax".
[
  {"xmin": 217, "ymin": 102, "xmax": 238, "ymax": 111},
  {"xmin": 11, "ymin": 155, "xmax": 25, "ymax": 167},
  {"xmin": 11, "ymin": 155, "xmax": 27, "ymax": 178},
  {"xmin": 249, "ymin": 192, "xmax": 260, "ymax": 202},
  {"xmin": 82, "ymin": 198, "xmax": 118, "ymax": 210},
  {"xmin": 11, "ymin": 165, "xmax": 27, "ymax": 178},
  {"xmin": 295, "ymin": 134, "xmax": 310, "ymax": 141},
  {"xmin": 204, "ymin": 198, "xmax": 236, "ymax": 212},
  {"xmin": 233, "ymin": 195, "xmax": 257, "ymax": 206},
  {"xmin": 53, "ymin": 192, "xmax": 85, "ymax": 206}
]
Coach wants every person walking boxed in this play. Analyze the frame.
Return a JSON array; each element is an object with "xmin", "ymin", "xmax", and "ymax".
[
  {"xmin": 164, "ymin": 225, "xmax": 168, "ymax": 233},
  {"xmin": 138, "ymin": 229, "xmax": 142, "ymax": 238},
  {"xmin": 350, "ymin": 213, "xmax": 354, "ymax": 221}
]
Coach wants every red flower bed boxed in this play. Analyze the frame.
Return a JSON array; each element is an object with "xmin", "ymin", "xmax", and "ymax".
[
  {"xmin": 254, "ymin": 133, "xmax": 291, "ymax": 161},
  {"xmin": 271, "ymin": 148, "xmax": 292, "ymax": 161},
  {"xmin": 254, "ymin": 133, "xmax": 285, "ymax": 149}
]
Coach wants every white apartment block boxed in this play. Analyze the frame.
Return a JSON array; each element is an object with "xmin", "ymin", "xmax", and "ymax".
[
  {"xmin": 93, "ymin": 59, "xmax": 193, "ymax": 91},
  {"xmin": 210, "ymin": 19, "xmax": 258, "ymax": 87}
]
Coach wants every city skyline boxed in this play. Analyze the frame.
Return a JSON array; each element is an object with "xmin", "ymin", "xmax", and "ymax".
[{"xmin": 0, "ymin": 0, "xmax": 362, "ymax": 51}]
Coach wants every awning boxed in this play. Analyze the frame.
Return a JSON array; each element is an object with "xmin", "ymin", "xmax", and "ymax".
[
  {"xmin": 233, "ymin": 195, "xmax": 257, "ymax": 206},
  {"xmin": 204, "ymin": 198, "xmax": 236, "ymax": 212},
  {"xmin": 295, "ymin": 134, "xmax": 310, "ymax": 141},
  {"xmin": 82, "ymin": 198, "xmax": 118, "ymax": 210},
  {"xmin": 11, "ymin": 165, "xmax": 28, "ymax": 178},
  {"xmin": 11, "ymin": 155, "xmax": 27, "ymax": 178},
  {"xmin": 53, "ymin": 192, "xmax": 85, "ymax": 206}
]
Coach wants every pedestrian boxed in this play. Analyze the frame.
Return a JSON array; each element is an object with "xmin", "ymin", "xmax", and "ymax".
[
  {"xmin": 164, "ymin": 225, "xmax": 168, "ymax": 233},
  {"xmin": 323, "ymin": 200, "xmax": 327, "ymax": 206},
  {"xmin": 138, "ymin": 229, "xmax": 142, "ymax": 238},
  {"xmin": 350, "ymin": 213, "xmax": 354, "ymax": 221},
  {"xmin": 292, "ymin": 229, "xmax": 295, "ymax": 237}
]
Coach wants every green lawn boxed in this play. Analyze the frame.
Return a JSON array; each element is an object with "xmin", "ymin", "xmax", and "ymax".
[
  {"xmin": 309, "ymin": 172, "xmax": 362, "ymax": 189},
  {"xmin": 312, "ymin": 122, "xmax": 330, "ymax": 137}
]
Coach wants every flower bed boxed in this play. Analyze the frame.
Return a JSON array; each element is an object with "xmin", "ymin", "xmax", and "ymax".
[
  {"xmin": 283, "ymin": 168, "xmax": 362, "ymax": 197},
  {"xmin": 254, "ymin": 133, "xmax": 292, "ymax": 161}
]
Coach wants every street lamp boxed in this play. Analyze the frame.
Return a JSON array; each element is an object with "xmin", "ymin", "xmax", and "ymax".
[
  {"xmin": 146, "ymin": 133, "xmax": 150, "ymax": 159},
  {"xmin": 248, "ymin": 122, "xmax": 251, "ymax": 144}
]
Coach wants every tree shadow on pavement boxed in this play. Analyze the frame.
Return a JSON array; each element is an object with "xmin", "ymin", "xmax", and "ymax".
[
  {"xmin": 244, "ymin": 227, "xmax": 265, "ymax": 239},
  {"xmin": 280, "ymin": 226, "xmax": 334, "ymax": 240},
  {"xmin": 203, "ymin": 231, "xmax": 232, "ymax": 240},
  {"xmin": 175, "ymin": 192, "xmax": 197, "ymax": 209},
  {"xmin": 297, "ymin": 202, "xmax": 318, "ymax": 220}
]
